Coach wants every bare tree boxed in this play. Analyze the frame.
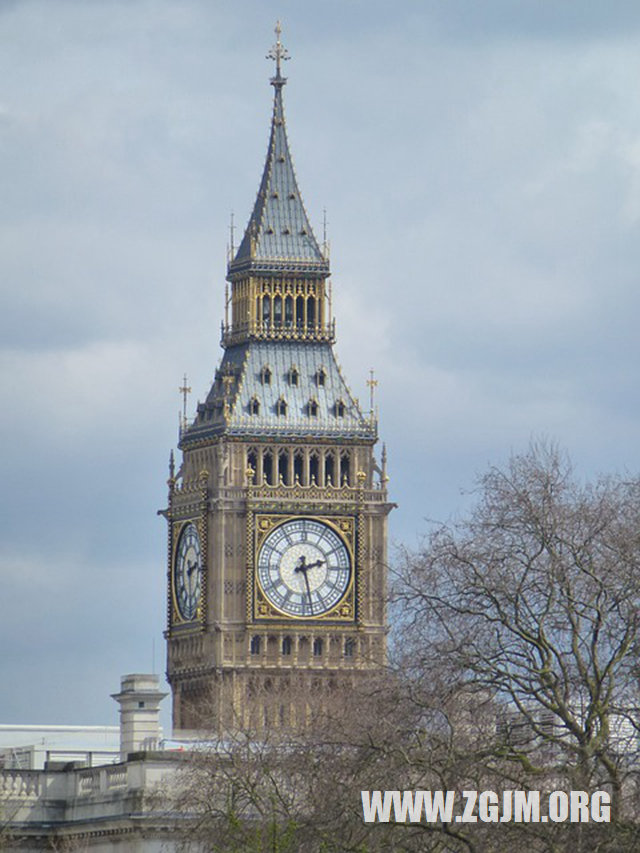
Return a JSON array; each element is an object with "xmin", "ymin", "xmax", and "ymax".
[{"xmin": 393, "ymin": 442, "xmax": 640, "ymax": 850}]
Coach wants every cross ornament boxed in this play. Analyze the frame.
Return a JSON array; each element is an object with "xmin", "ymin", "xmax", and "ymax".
[{"xmin": 266, "ymin": 21, "xmax": 290, "ymax": 81}]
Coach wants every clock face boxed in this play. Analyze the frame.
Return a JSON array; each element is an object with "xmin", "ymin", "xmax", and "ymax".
[
  {"xmin": 257, "ymin": 518, "xmax": 351, "ymax": 617},
  {"xmin": 174, "ymin": 522, "xmax": 202, "ymax": 621}
]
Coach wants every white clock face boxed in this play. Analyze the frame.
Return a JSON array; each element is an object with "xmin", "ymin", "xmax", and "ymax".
[
  {"xmin": 174, "ymin": 522, "xmax": 202, "ymax": 621},
  {"xmin": 257, "ymin": 518, "xmax": 351, "ymax": 617}
]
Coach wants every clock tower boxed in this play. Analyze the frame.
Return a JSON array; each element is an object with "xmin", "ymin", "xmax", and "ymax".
[{"xmin": 164, "ymin": 26, "xmax": 393, "ymax": 734}]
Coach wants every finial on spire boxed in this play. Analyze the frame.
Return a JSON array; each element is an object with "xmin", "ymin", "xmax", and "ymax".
[
  {"xmin": 266, "ymin": 20, "xmax": 290, "ymax": 87},
  {"xmin": 367, "ymin": 368, "xmax": 378, "ymax": 416},
  {"xmin": 179, "ymin": 374, "xmax": 192, "ymax": 433}
]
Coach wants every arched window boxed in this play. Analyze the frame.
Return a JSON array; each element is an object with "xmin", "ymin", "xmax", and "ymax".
[
  {"xmin": 282, "ymin": 636, "xmax": 292, "ymax": 656},
  {"xmin": 325, "ymin": 452, "xmax": 335, "ymax": 485},
  {"xmin": 340, "ymin": 452, "xmax": 350, "ymax": 486},
  {"xmin": 316, "ymin": 367, "xmax": 326, "ymax": 387},
  {"xmin": 262, "ymin": 296, "xmax": 271, "ymax": 326},
  {"xmin": 309, "ymin": 453, "xmax": 319, "ymax": 485},
  {"xmin": 307, "ymin": 297, "xmax": 316, "ymax": 327},
  {"xmin": 308, "ymin": 399, "xmax": 318, "ymax": 417},
  {"xmin": 344, "ymin": 638, "xmax": 355, "ymax": 658},
  {"xmin": 250, "ymin": 636, "xmax": 261, "ymax": 655},
  {"xmin": 249, "ymin": 397, "xmax": 260, "ymax": 415},
  {"xmin": 296, "ymin": 295, "xmax": 304, "ymax": 327},
  {"xmin": 260, "ymin": 365, "xmax": 272, "ymax": 385},
  {"xmin": 276, "ymin": 397, "xmax": 287, "ymax": 417},
  {"xmin": 335, "ymin": 399, "xmax": 345, "ymax": 417},
  {"xmin": 313, "ymin": 638, "xmax": 323, "ymax": 657},
  {"xmin": 263, "ymin": 451, "xmax": 274, "ymax": 485},
  {"xmin": 247, "ymin": 450, "xmax": 257, "ymax": 481},
  {"xmin": 278, "ymin": 450, "xmax": 289, "ymax": 485},
  {"xmin": 273, "ymin": 295, "xmax": 282, "ymax": 327},
  {"xmin": 288, "ymin": 366, "xmax": 299, "ymax": 386},
  {"xmin": 294, "ymin": 451, "xmax": 303, "ymax": 484},
  {"xmin": 285, "ymin": 296, "xmax": 293, "ymax": 327}
]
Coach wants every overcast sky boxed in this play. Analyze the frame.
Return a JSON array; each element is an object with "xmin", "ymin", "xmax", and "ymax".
[{"xmin": 2, "ymin": 0, "xmax": 640, "ymax": 730}]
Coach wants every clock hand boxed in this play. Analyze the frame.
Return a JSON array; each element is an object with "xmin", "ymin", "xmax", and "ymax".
[{"xmin": 294, "ymin": 555, "xmax": 314, "ymax": 615}]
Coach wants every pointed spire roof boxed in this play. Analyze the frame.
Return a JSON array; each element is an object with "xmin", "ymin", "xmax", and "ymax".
[{"xmin": 228, "ymin": 24, "xmax": 329, "ymax": 279}]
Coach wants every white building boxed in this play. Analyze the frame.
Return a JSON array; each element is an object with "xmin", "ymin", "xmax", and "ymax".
[{"xmin": 0, "ymin": 675, "xmax": 186, "ymax": 852}]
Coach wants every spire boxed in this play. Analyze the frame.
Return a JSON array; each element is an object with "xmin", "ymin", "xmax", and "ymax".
[{"xmin": 228, "ymin": 24, "xmax": 329, "ymax": 279}]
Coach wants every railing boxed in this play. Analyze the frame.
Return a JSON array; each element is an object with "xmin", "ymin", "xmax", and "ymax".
[
  {"xmin": 172, "ymin": 483, "xmax": 388, "ymax": 503},
  {"xmin": 0, "ymin": 770, "xmax": 41, "ymax": 798},
  {"xmin": 76, "ymin": 765, "xmax": 128, "ymax": 797},
  {"xmin": 221, "ymin": 320, "xmax": 336, "ymax": 347}
]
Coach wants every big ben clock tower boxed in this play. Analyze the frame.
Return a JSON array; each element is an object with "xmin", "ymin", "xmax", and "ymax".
[{"xmin": 164, "ymin": 25, "xmax": 394, "ymax": 734}]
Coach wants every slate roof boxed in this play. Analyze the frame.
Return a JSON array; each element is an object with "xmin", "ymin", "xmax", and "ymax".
[
  {"xmin": 181, "ymin": 341, "xmax": 375, "ymax": 445},
  {"xmin": 227, "ymin": 75, "xmax": 329, "ymax": 277}
]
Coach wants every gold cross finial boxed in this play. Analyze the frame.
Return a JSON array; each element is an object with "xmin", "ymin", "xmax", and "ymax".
[
  {"xmin": 367, "ymin": 368, "xmax": 378, "ymax": 414},
  {"xmin": 179, "ymin": 374, "xmax": 191, "ymax": 426},
  {"xmin": 266, "ymin": 21, "xmax": 290, "ymax": 84}
]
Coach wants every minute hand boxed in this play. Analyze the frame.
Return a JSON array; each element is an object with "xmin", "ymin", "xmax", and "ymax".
[{"xmin": 294, "ymin": 556, "xmax": 324, "ymax": 615}]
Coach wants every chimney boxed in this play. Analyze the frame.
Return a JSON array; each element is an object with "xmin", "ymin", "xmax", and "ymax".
[{"xmin": 111, "ymin": 674, "xmax": 168, "ymax": 759}]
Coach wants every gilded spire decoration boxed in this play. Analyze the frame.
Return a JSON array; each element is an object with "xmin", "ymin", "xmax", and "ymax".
[{"xmin": 266, "ymin": 20, "xmax": 290, "ymax": 87}]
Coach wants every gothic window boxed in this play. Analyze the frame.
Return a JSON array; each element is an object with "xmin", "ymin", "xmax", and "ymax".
[
  {"xmin": 313, "ymin": 638, "xmax": 323, "ymax": 657},
  {"xmin": 335, "ymin": 399, "xmax": 345, "ymax": 417},
  {"xmin": 274, "ymin": 295, "xmax": 282, "ymax": 326},
  {"xmin": 247, "ymin": 450, "xmax": 257, "ymax": 481},
  {"xmin": 262, "ymin": 296, "xmax": 271, "ymax": 326},
  {"xmin": 250, "ymin": 636, "xmax": 261, "ymax": 655},
  {"xmin": 340, "ymin": 452, "xmax": 351, "ymax": 486},
  {"xmin": 282, "ymin": 636, "xmax": 292, "ymax": 656},
  {"xmin": 344, "ymin": 638, "xmax": 355, "ymax": 658},
  {"xmin": 325, "ymin": 452, "xmax": 335, "ymax": 485},
  {"xmin": 285, "ymin": 295, "xmax": 293, "ymax": 327},
  {"xmin": 278, "ymin": 450, "xmax": 289, "ymax": 484},
  {"xmin": 309, "ymin": 452, "xmax": 319, "ymax": 485},
  {"xmin": 288, "ymin": 366, "xmax": 299, "ymax": 386},
  {"xmin": 276, "ymin": 397, "xmax": 287, "ymax": 416},
  {"xmin": 296, "ymin": 295, "xmax": 304, "ymax": 327},
  {"xmin": 263, "ymin": 450, "xmax": 274, "ymax": 485},
  {"xmin": 316, "ymin": 367, "xmax": 326, "ymax": 387},
  {"xmin": 307, "ymin": 398, "xmax": 318, "ymax": 417},
  {"xmin": 294, "ymin": 451, "xmax": 303, "ymax": 484},
  {"xmin": 260, "ymin": 365, "xmax": 272, "ymax": 385},
  {"xmin": 307, "ymin": 297, "xmax": 316, "ymax": 327},
  {"xmin": 249, "ymin": 397, "xmax": 260, "ymax": 415}
]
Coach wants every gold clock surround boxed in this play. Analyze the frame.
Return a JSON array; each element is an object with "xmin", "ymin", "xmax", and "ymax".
[
  {"xmin": 169, "ymin": 517, "xmax": 207, "ymax": 628},
  {"xmin": 250, "ymin": 513, "xmax": 356, "ymax": 623}
]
